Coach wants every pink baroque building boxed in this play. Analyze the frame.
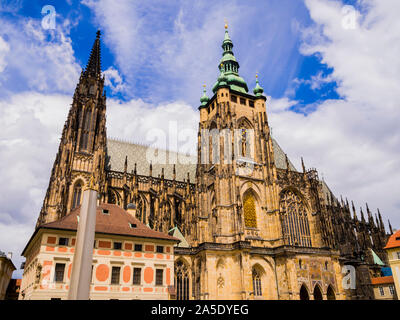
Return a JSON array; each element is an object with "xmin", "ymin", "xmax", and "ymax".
[{"xmin": 19, "ymin": 203, "xmax": 179, "ymax": 300}]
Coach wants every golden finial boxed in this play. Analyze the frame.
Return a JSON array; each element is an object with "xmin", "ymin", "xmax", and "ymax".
[
  {"xmin": 256, "ymin": 71, "xmax": 259, "ymax": 79},
  {"xmin": 224, "ymin": 18, "xmax": 228, "ymax": 29},
  {"xmin": 203, "ymin": 83, "xmax": 206, "ymax": 88}
]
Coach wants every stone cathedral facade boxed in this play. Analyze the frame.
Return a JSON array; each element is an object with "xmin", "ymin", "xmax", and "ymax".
[{"xmin": 34, "ymin": 28, "xmax": 393, "ymax": 300}]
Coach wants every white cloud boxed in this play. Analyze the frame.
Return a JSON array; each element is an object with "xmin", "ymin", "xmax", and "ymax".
[
  {"xmin": 82, "ymin": 0, "xmax": 306, "ymax": 104},
  {"xmin": 269, "ymin": 0, "xmax": 400, "ymax": 228},
  {"xmin": 103, "ymin": 67, "xmax": 126, "ymax": 94},
  {"xmin": 107, "ymin": 98, "xmax": 198, "ymax": 154},
  {"xmin": 0, "ymin": 36, "xmax": 10, "ymax": 73},
  {"xmin": 0, "ymin": 16, "xmax": 81, "ymax": 95}
]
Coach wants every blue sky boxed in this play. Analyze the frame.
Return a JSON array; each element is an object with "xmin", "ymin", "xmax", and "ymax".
[
  {"xmin": 1, "ymin": 0, "xmax": 400, "ymax": 277},
  {"xmin": 1, "ymin": 0, "xmax": 340, "ymax": 106}
]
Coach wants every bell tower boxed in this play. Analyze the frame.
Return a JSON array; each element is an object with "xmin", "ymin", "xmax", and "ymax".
[
  {"xmin": 36, "ymin": 31, "xmax": 107, "ymax": 226},
  {"xmin": 195, "ymin": 25, "xmax": 280, "ymax": 246}
]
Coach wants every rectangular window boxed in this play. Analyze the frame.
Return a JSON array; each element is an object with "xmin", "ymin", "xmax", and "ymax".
[
  {"xmin": 111, "ymin": 266, "xmax": 121, "ymax": 285},
  {"xmin": 113, "ymin": 242, "xmax": 122, "ymax": 250},
  {"xmin": 58, "ymin": 237, "xmax": 69, "ymax": 246},
  {"xmin": 134, "ymin": 244, "xmax": 143, "ymax": 252},
  {"xmin": 156, "ymin": 246, "xmax": 164, "ymax": 253},
  {"xmin": 132, "ymin": 268, "xmax": 141, "ymax": 285},
  {"xmin": 397, "ymin": 252, "xmax": 400, "ymax": 260},
  {"xmin": 389, "ymin": 285, "xmax": 395, "ymax": 295},
  {"xmin": 155, "ymin": 269, "xmax": 163, "ymax": 286},
  {"xmin": 379, "ymin": 286, "xmax": 385, "ymax": 296},
  {"xmin": 231, "ymin": 95, "xmax": 237, "ymax": 103},
  {"xmin": 54, "ymin": 263, "xmax": 65, "ymax": 283},
  {"xmin": 249, "ymin": 100, "xmax": 254, "ymax": 108},
  {"xmin": 240, "ymin": 97, "xmax": 246, "ymax": 105}
]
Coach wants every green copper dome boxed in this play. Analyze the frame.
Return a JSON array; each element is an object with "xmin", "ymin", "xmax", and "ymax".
[
  {"xmin": 212, "ymin": 27, "xmax": 248, "ymax": 94},
  {"xmin": 253, "ymin": 75, "xmax": 264, "ymax": 96},
  {"xmin": 200, "ymin": 86, "xmax": 210, "ymax": 106}
]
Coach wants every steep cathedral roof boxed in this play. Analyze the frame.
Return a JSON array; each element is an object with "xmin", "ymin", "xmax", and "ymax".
[
  {"xmin": 106, "ymin": 137, "xmax": 296, "ymax": 178},
  {"xmin": 107, "ymin": 138, "xmax": 197, "ymax": 181}
]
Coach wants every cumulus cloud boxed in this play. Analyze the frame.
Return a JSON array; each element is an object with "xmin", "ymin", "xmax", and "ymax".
[
  {"xmin": 0, "ymin": 16, "xmax": 81, "ymax": 96},
  {"xmin": 103, "ymin": 67, "xmax": 126, "ymax": 94},
  {"xmin": 269, "ymin": 0, "xmax": 400, "ymax": 227},
  {"xmin": 82, "ymin": 0, "xmax": 308, "ymax": 104}
]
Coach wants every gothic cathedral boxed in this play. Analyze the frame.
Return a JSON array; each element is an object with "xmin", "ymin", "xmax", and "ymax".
[{"xmin": 35, "ymin": 28, "xmax": 392, "ymax": 300}]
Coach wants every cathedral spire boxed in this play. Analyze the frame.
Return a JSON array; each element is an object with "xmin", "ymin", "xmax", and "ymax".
[
  {"xmin": 84, "ymin": 30, "xmax": 102, "ymax": 78},
  {"xmin": 388, "ymin": 219, "xmax": 393, "ymax": 234},
  {"xmin": 212, "ymin": 24, "xmax": 248, "ymax": 94}
]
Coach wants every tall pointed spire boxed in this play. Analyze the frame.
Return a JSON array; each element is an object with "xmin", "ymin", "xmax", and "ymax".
[
  {"xmin": 388, "ymin": 219, "xmax": 393, "ymax": 234},
  {"xmin": 84, "ymin": 30, "xmax": 102, "ymax": 77}
]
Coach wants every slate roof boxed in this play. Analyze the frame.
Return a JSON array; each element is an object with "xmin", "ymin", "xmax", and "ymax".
[
  {"xmin": 271, "ymin": 139, "xmax": 297, "ymax": 171},
  {"xmin": 107, "ymin": 139, "xmax": 196, "ymax": 181},
  {"xmin": 106, "ymin": 137, "xmax": 297, "ymax": 181},
  {"xmin": 40, "ymin": 203, "xmax": 179, "ymax": 242}
]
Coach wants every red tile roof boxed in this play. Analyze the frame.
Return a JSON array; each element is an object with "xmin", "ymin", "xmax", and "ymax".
[
  {"xmin": 371, "ymin": 276, "xmax": 394, "ymax": 285},
  {"xmin": 40, "ymin": 203, "xmax": 179, "ymax": 242},
  {"xmin": 384, "ymin": 229, "xmax": 400, "ymax": 249}
]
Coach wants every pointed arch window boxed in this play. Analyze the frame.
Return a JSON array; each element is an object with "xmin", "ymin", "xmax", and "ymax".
[
  {"xmin": 175, "ymin": 261, "xmax": 190, "ymax": 300},
  {"xmin": 252, "ymin": 268, "xmax": 262, "ymax": 296},
  {"xmin": 136, "ymin": 196, "xmax": 145, "ymax": 222},
  {"xmin": 174, "ymin": 197, "xmax": 182, "ymax": 227},
  {"xmin": 243, "ymin": 192, "xmax": 257, "ymax": 228},
  {"xmin": 149, "ymin": 194, "xmax": 155, "ymax": 229},
  {"xmin": 72, "ymin": 182, "xmax": 82, "ymax": 209},
  {"xmin": 280, "ymin": 190, "xmax": 312, "ymax": 247},
  {"xmin": 80, "ymin": 108, "xmax": 93, "ymax": 151},
  {"xmin": 237, "ymin": 118, "xmax": 254, "ymax": 160}
]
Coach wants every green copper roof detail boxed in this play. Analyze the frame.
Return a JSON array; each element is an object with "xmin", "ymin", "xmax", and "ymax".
[
  {"xmin": 200, "ymin": 85, "xmax": 210, "ymax": 106},
  {"xmin": 253, "ymin": 74, "xmax": 264, "ymax": 96},
  {"xmin": 213, "ymin": 27, "xmax": 248, "ymax": 94},
  {"xmin": 370, "ymin": 249, "xmax": 385, "ymax": 266},
  {"xmin": 169, "ymin": 226, "xmax": 189, "ymax": 248}
]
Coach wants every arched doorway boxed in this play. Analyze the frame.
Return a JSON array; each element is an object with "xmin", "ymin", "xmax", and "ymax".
[
  {"xmin": 313, "ymin": 285, "xmax": 323, "ymax": 300},
  {"xmin": 300, "ymin": 284, "xmax": 309, "ymax": 300},
  {"xmin": 327, "ymin": 285, "xmax": 336, "ymax": 300}
]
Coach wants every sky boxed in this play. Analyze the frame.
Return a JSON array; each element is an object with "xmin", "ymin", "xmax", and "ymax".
[{"xmin": 0, "ymin": 0, "xmax": 399, "ymax": 278}]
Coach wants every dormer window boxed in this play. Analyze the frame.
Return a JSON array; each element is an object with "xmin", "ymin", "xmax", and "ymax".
[
  {"xmin": 102, "ymin": 209, "xmax": 109, "ymax": 215},
  {"xmin": 129, "ymin": 223, "xmax": 137, "ymax": 228}
]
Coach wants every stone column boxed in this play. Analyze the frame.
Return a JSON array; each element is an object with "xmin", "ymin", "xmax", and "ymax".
[{"xmin": 68, "ymin": 186, "xmax": 97, "ymax": 300}]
